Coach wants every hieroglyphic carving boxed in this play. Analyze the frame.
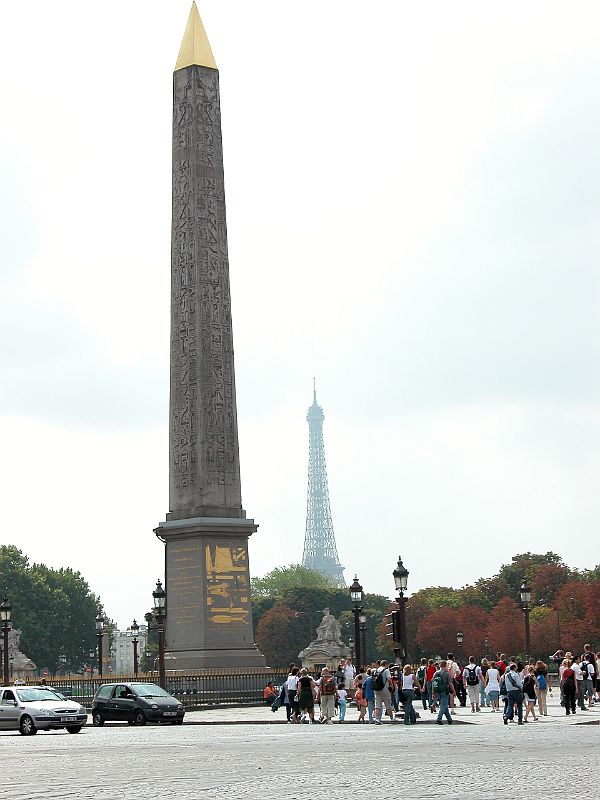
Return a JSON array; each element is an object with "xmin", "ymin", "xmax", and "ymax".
[
  {"xmin": 170, "ymin": 66, "xmax": 242, "ymax": 515},
  {"xmin": 205, "ymin": 544, "xmax": 250, "ymax": 625}
]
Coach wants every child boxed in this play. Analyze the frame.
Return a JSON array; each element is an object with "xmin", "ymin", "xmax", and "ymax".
[
  {"xmin": 522, "ymin": 666, "xmax": 539, "ymax": 722},
  {"xmin": 337, "ymin": 680, "xmax": 348, "ymax": 722},
  {"xmin": 354, "ymin": 678, "xmax": 367, "ymax": 722}
]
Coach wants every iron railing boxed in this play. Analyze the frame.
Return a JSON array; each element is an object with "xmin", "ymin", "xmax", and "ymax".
[{"xmin": 25, "ymin": 668, "xmax": 289, "ymax": 708}]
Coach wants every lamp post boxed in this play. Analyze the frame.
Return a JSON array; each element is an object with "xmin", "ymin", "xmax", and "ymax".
[
  {"xmin": 456, "ymin": 631, "xmax": 464, "ymax": 652},
  {"xmin": 89, "ymin": 650, "xmax": 95, "ymax": 678},
  {"xmin": 96, "ymin": 611, "xmax": 105, "ymax": 679},
  {"xmin": 348, "ymin": 637, "xmax": 355, "ymax": 661},
  {"xmin": 349, "ymin": 575, "xmax": 363, "ymax": 667},
  {"xmin": 58, "ymin": 654, "xmax": 67, "ymax": 676},
  {"xmin": 359, "ymin": 612, "xmax": 368, "ymax": 666},
  {"xmin": 131, "ymin": 619, "xmax": 139, "ymax": 678},
  {"xmin": 152, "ymin": 580, "xmax": 167, "ymax": 690},
  {"xmin": 1, "ymin": 597, "xmax": 11, "ymax": 686},
  {"xmin": 520, "ymin": 581, "xmax": 532, "ymax": 659},
  {"xmin": 484, "ymin": 637, "xmax": 489, "ymax": 658},
  {"xmin": 392, "ymin": 556, "xmax": 409, "ymax": 666}
]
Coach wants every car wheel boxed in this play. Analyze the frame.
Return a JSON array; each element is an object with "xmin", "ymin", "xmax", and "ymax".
[
  {"xmin": 92, "ymin": 711, "xmax": 104, "ymax": 727},
  {"xmin": 66, "ymin": 726, "xmax": 82, "ymax": 734},
  {"xmin": 19, "ymin": 715, "xmax": 37, "ymax": 736},
  {"xmin": 132, "ymin": 709, "xmax": 146, "ymax": 726}
]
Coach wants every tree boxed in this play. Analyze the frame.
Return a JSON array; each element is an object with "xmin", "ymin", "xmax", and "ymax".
[
  {"xmin": 0, "ymin": 545, "xmax": 101, "ymax": 674},
  {"xmin": 530, "ymin": 563, "xmax": 572, "ymax": 604},
  {"xmin": 530, "ymin": 607, "xmax": 559, "ymax": 658},
  {"xmin": 485, "ymin": 598, "xmax": 525, "ymax": 657},
  {"xmin": 255, "ymin": 605, "xmax": 305, "ymax": 667},
  {"xmin": 251, "ymin": 565, "xmax": 334, "ymax": 598},
  {"xmin": 415, "ymin": 606, "xmax": 461, "ymax": 658},
  {"xmin": 496, "ymin": 552, "xmax": 564, "ymax": 601}
]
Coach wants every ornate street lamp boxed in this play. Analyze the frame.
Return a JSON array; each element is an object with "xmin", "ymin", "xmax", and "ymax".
[
  {"xmin": 96, "ymin": 611, "xmax": 105, "ymax": 679},
  {"xmin": 392, "ymin": 557, "xmax": 409, "ymax": 666},
  {"xmin": 1, "ymin": 597, "xmax": 12, "ymax": 686},
  {"xmin": 348, "ymin": 637, "xmax": 355, "ymax": 661},
  {"xmin": 131, "ymin": 619, "xmax": 140, "ymax": 678},
  {"xmin": 349, "ymin": 575, "xmax": 363, "ymax": 667},
  {"xmin": 456, "ymin": 630, "xmax": 464, "ymax": 650},
  {"xmin": 89, "ymin": 650, "xmax": 95, "ymax": 678},
  {"xmin": 152, "ymin": 580, "xmax": 167, "ymax": 690},
  {"xmin": 520, "ymin": 581, "xmax": 532, "ymax": 658}
]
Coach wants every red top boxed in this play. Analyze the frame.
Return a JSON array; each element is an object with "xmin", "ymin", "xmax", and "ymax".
[{"xmin": 426, "ymin": 665, "xmax": 436, "ymax": 681}]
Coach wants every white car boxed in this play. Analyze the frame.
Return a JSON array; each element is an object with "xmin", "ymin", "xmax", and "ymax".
[{"xmin": 0, "ymin": 685, "xmax": 87, "ymax": 735}]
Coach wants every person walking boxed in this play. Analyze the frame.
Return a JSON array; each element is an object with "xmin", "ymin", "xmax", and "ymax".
[
  {"xmin": 416, "ymin": 659, "xmax": 428, "ymax": 712},
  {"xmin": 562, "ymin": 660, "xmax": 577, "ymax": 715},
  {"xmin": 432, "ymin": 660, "xmax": 454, "ymax": 725},
  {"xmin": 425, "ymin": 659, "xmax": 437, "ymax": 713},
  {"xmin": 502, "ymin": 663, "xmax": 524, "ymax": 725},
  {"xmin": 337, "ymin": 680, "xmax": 348, "ymax": 723},
  {"xmin": 463, "ymin": 656, "xmax": 483, "ymax": 713},
  {"xmin": 316, "ymin": 668, "xmax": 338, "ymax": 724},
  {"xmin": 522, "ymin": 666, "xmax": 539, "ymax": 722},
  {"xmin": 372, "ymin": 660, "xmax": 397, "ymax": 724},
  {"xmin": 285, "ymin": 667, "xmax": 300, "ymax": 723},
  {"xmin": 572, "ymin": 655, "xmax": 587, "ymax": 711},
  {"xmin": 343, "ymin": 658, "xmax": 356, "ymax": 690},
  {"xmin": 401, "ymin": 664, "xmax": 421, "ymax": 725},
  {"xmin": 534, "ymin": 660, "xmax": 551, "ymax": 716},
  {"xmin": 581, "ymin": 653, "xmax": 595, "ymax": 707},
  {"xmin": 297, "ymin": 668, "xmax": 317, "ymax": 723},
  {"xmin": 363, "ymin": 669, "xmax": 376, "ymax": 723},
  {"xmin": 446, "ymin": 653, "xmax": 460, "ymax": 713},
  {"xmin": 485, "ymin": 660, "xmax": 501, "ymax": 712},
  {"xmin": 479, "ymin": 658, "xmax": 490, "ymax": 708},
  {"xmin": 354, "ymin": 676, "xmax": 368, "ymax": 722}
]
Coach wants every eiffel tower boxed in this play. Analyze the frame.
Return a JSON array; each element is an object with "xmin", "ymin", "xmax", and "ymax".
[{"xmin": 302, "ymin": 383, "xmax": 345, "ymax": 587}]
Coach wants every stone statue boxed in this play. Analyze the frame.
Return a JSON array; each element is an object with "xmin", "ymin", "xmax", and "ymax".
[
  {"xmin": 316, "ymin": 608, "xmax": 342, "ymax": 643},
  {"xmin": 299, "ymin": 608, "xmax": 349, "ymax": 672}
]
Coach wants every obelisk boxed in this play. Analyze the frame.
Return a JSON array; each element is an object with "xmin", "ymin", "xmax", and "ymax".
[{"xmin": 154, "ymin": 2, "xmax": 265, "ymax": 668}]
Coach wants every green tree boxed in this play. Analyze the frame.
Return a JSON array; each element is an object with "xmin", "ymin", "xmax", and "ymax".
[
  {"xmin": 0, "ymin": 545, "xmax": 102, "ymax": 675},
  {"xmin": 251, "ymin": 564, "xmax": 334, "ymax": 597}
]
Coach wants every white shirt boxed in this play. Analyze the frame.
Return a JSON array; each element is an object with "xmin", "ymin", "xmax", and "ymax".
[
  {"xmin": 337, "ymin": 688, "xmax": 347, "ymax": 703},
  {"xmin": 286, "ymin": 675, "xmax": 298, "ymax": 690},
  {"xmin": 464, "ymin": 664, "xmax": 483, "ymax": 682},
  {"xmin": 343, "ymin": 664, "xmax": 355, "ymax": 684},
  {"xmin": 485, "ymin": 668, "xmax": 500, "ymax": 691},
  {"xmin": 572, "ymin": 663, "xmax": 584, "ymax": 681},
  {"xmin": 585, "ymin": 660, "xmax": 596, "ymax": 677},
  {"xmin": 402, "ymin": 674, "xmax": 416, "ymax": 690},
  {"xmin": 448, "ymin": 661, "xmax": 460, "ymax": 678}
]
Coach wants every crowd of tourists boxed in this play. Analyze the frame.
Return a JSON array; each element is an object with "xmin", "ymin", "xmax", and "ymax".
[{"xmin": 268, "ymin": 644, "xmax": 599, "ymax": 726}]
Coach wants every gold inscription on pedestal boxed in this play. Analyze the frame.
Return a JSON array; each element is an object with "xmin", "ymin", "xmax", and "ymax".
[
  {"xmin": 168, "ymin": 542, "xmax": 202, "ymax": 625},
  {"xmin": 205, "ymin": 544, "xmax": 249, "ymax": 625}
]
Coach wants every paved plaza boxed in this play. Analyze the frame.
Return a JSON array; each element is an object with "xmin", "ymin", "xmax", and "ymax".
[{"xmin": 1, "ymin": 695, "xmax": 599, "ymax": 800}]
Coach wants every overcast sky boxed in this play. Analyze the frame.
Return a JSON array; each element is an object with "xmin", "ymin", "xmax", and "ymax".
[{"xmin": 1, "ymin": 1, "xmax": 599, "ymax": 629}]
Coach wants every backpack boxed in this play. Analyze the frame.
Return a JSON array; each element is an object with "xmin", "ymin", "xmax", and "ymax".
[
  {"xmin": 432, "ymin": 673, "xmax": 448, "ymax": 696},
  {"xmin": 537, "ymin": 673, "xmax": 547, "ymax": 691},
  {"xmin": 417, "ymin": 667, "xmax": 426, "ymax": 683},
  {"xmin": 563, "ymin": 669, "xmax": 575, "ymax": 689},
  {"xmin": 320, "ymin": 677, "xmax": 335, "ymax": 696},
  {"xmin": 581, "ymin": 662, "xmax": 589, "ymax": 680},
  {"xmin": 373, "ymin": 670, "xmax": 386, "ymax": 691},
  {"xmin": 465, "ymin": 666, "xmax": 479, "ymax": 686}
]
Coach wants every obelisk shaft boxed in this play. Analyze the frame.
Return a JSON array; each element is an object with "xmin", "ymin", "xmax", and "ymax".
[{"xmin": 169, "ymin": 63, "xmax": 243, "ymax": 521}]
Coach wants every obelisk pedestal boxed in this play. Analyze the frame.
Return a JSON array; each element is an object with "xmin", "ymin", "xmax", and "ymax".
[{"xmin": 154, "ymin": 3, "xmax": 265, "ymax": 669}]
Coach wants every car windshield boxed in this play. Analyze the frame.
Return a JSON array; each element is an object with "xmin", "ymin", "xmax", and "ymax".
[
  {"xmin": 131, "ymin": 684, "xmax": 170, "ymax": 698},
  {"xmin": 16, "ymin": 688, "xmax": 63, "ymax": 702}
]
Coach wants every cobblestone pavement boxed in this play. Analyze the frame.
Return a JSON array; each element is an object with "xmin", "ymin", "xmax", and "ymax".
[{"xmin": 1, "ymin": 695, "xmax": 598, "ymax": 800}]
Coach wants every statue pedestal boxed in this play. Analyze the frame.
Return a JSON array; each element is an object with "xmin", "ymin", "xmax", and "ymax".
[
  {"xmin": 298, "ymin": 639, "xmax": 350, "ymax": 674},
  {"xmin": 155, "ymin": 516, "xmax": 266, "ymax": 669},
  {"xmin": 298, "ymin": 608, "xmax": 350, "ymax": 674}
]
